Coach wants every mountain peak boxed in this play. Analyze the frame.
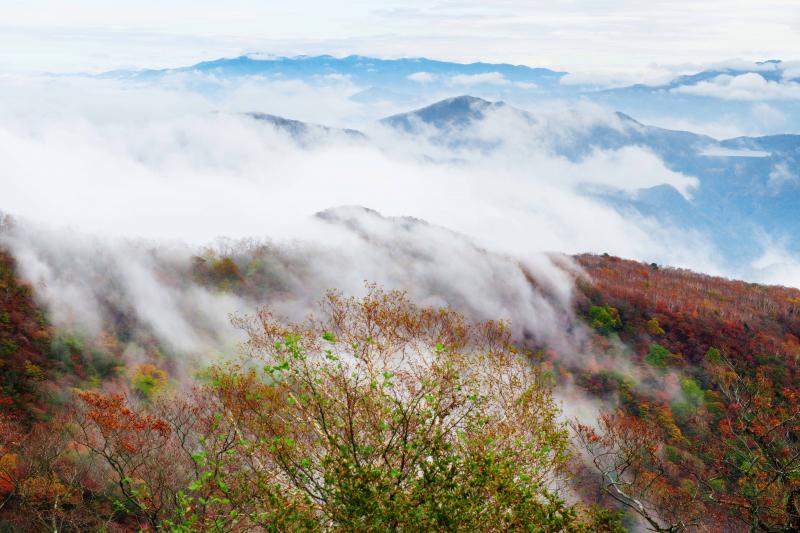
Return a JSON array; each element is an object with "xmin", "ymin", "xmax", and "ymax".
[{"xmin": 381, "ymin": 95, "xmax": 507, "ymax": 131}]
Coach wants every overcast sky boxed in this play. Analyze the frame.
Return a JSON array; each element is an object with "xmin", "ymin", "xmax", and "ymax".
[{"xmin": 2, "ymin": 0, "xmax": 799, "ymax": 73}]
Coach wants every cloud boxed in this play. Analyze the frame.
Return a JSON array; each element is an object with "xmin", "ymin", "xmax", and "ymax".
[
  {"xmin": 1, "ymin": 71, "xmax": 781, "ymax": 365},
  {"xmin": 672, "ymin": 72, "xmax": 800, "ymax": 101},
  {"xmin": 768, "ymin": 162, "xmax": 799, "ymax": 190},
  {"xmin": 407, "ymin": 71, "xmax": 434, "ymax": 83},
  {"xmin": 640, "ymin": 117, "xmax": 748, "ymax": 140},
  {"xmin": 3, "ymin": 67, "xmax": 794, "ymax": 440},
  {"xmin": 782, "ymin": 65, "xmax": 800, "ymax": 80},
  {"xmin": 749, "ymin": 242, "xmax": 800, "ymax": 288},
  {"xmin": 449, "ymin": 72, "xmax": 510, "ymax": 86},
  {"xmin": 1, "ymin": 224, "xmax": 251, "ymax": 369},
  {"xmin": 750, "ymin": 102, "xmax": 788, "ymax": 130},
  {"xmin": 560, "ymin": 68, "xmax": 679, "ymax": 88},
  {"xmin": 0, "ymin": 74, "xmax": 705, "ymax": 247},
  {"xmin": 2, "ymin": 1, "xmax": 800, "ymax": 76}
]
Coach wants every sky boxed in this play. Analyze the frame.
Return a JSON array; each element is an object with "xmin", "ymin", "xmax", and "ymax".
[{"xmin": 2, "ymin": 0, "xmax": 799, "ymax": 74}]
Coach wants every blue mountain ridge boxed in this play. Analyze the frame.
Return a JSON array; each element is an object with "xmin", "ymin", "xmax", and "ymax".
[
  {"xmin": 101, "ymin": 55, "xmax": 800, "ymax": 136},
  {"xmin": 249, "ymin": 94, "xmax": 800, "ymax": 265}
]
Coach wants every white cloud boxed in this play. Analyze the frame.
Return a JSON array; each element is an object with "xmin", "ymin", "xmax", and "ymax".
[
  {"xmin": 749, "ymin": 243, "xmax": 800, "ymax": 288},
  {"xmin": 322, "ymin": 72, "xmax": 351, "ymax": 82},
  {"xmin": 640, "ymin": 116, "xmax": 748, "ymax": 139},
  {"xmin": 768, "ymin": 162, "xmax": 799, "ymax": 190},
  {"xmin": 560, "ymin": 68, "xmax": 679, "ymax": 88},
  {"xmin": 0, "ymin": 69, "xmax": 786, "ymax": 381},
  {"xmin": 751, "ymin": 102, "xmax": 787, "ymax": 130},
  {"xmin": 673, "ymin": 72, "xmax": 800, "ymax": 100},
  {"xmin": 2, "ymin": 1, "xmax": 800, "ymax": 75},
  {"xmin": 449, "ymin": 72, "xmax": 510, "ymax": 86},
  {"xmin": 407, "ymin": 71, "xmax": 434, "ymax": 82},
  {"xmin": 0, "ymin": 73, "xmax": 714, "ymax": 267}
]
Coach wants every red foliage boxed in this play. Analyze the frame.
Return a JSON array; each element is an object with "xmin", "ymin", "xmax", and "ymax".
[
  {"xmin": 576, "ymin": 253, "xmax": 800, "ymax": 372},
  {"xmin": 77, "ymin": 391, "xmax": 171, "ymax": 440},
  {"xmin": 0, "ymin": 250, "xmax": 53, "ymax": 417}
]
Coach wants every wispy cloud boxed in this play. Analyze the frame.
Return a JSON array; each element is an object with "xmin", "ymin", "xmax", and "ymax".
[
  {"xmin": 449, "ymin": 72, "xmax": 510, "ymax": 86},
  {"xmin": 408, "ymin": 71, "xmax": 434, "ymax": 82},
  {"xmin": 673, "ymin": 73, "xmax": 800, "ymax": 100},
  {"xmin": 3, "ymin": 1, "xmax": 799, "ymax": 73}
]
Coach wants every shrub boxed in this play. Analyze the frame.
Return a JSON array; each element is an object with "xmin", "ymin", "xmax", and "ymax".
[
  {"xmin": 644, "ymin": 343, "xmax": 672, "ymax": 369},
  {"xmin": 588, "ymin": 305, "xmax": 621, "ymax": 335},
  {"xmin": 0, "ymin": 339, "xmax": 17, "ymax": 357},
  {"xmin": 130, "ymin": 364, "xmax": 169, "ymax": 399}
]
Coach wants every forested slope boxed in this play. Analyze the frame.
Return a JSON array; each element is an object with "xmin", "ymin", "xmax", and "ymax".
[{"xmin": 0, "ymin": 249, "xmax": 797, "ymax": 531}]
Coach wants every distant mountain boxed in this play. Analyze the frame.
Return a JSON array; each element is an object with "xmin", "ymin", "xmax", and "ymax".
[
  {"xmin": 108, "ymin": 55, "xmax": 565, "ymax": 97},
  {"xmin": 379, "ymin": 96, "xmax": 800, "ymax": 262},
  {"xmin": 246, "ymin": 112, "xmax": 366, "ymax": 145},
  {"xmin": 382, "ymin": 95, "xmax": 508, "ymax": 131},
  {"xmin": 99, "ymin": 55, "xmax": 800, "ymax": 136},
  {"xmin": 380, "ymin": 95, "xmax": 716, "ymax": 158},
  {"xmin": 584, "ymin": 61, "xmax": 800, "ymax": 137},
  {"xmin": 236, "ymin": 93, "xmax": 799, "ymax": 263}
]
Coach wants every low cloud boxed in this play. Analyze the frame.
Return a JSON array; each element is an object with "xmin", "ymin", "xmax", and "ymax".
[
  {"xmin": 673, "ymin": 72, "xmax": 800, "ymax": 101},
  {"xmin": 408, "ymin": 71, "xmax": 435, "ymax": 83},
  {"xmin": 749, "ymin": 243, "xmax": 800, "ymax": 289},
  {"xmin": 449, "ymin": 72, "xmax": 510, "ymax": 86},
  {"xmin": 0, "ymin": 71, "xmax": 791, "ymax": 369},
  {"xmin": 768, "ymin": 162, "xmax": 799, "ymax": 191}
]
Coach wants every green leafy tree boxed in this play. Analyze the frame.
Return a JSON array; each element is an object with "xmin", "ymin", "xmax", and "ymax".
[
  {"xmin": 589, "ymin": 305, "xmax": 622, "ymax": 336},
  {"xmin": 174, "ymin": 285, "xmax": 621, "ymax": 531}
]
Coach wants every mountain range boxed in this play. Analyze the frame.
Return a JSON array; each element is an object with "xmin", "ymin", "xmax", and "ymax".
[
  {"xmin": 246, "ymin": 94, "xmax": 800, "ymax": 265},
  {"xmin": 101, "ymin": 54, "xmax": 800, "ymax": 136}
]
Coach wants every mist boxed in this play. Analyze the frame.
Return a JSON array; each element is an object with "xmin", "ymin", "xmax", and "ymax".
[{"xmin": 1, "ymin": 71, "xmax": 796, "ymax": 375}]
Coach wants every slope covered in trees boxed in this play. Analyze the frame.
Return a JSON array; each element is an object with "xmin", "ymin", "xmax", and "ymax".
[
  {"xmin": 0, "ymin": 248, "xmax": 798, "ymax": 531},
  {"xmin": 571, "ymin": 254, "xmax": 800, "ymax": 532}
]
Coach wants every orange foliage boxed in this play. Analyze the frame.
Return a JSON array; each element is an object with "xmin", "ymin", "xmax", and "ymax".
[
  {"xmin": 576, "ymin": 253, "xmax": 800, "ymax": 370},
  {"xmin": 77, "ymin": 391, "xmax": 170, "ymax": 437}
]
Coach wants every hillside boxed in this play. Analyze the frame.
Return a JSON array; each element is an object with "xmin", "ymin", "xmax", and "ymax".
[
  {"xmin": 1, "ymin": 248, "xmax": 798, "ymax": 530},
  {"xmin": 576, "ymin": 253, "xmax": 800, "ymax": 366},
  {"xmin": 570, "ymin": 254, "xmax": 800, "ymax": 531}
]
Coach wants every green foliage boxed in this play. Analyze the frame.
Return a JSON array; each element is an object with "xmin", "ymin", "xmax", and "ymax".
[
  {"xmin": 671, "ymin": 378, "xmax": 705, "ymax": 421},
  {"xmin": 707, "ymin": 478, "xmax": 726, "ymax": 493},
  {"xmin": 48, "ymin": 333, "xmax": 119, "ymax": 380},
  {"xmin": 644, "ymin": 343, "xmax": 672, "ymax": 369},
  {"xmin": 130, "ymin": 364, "xmax": 169, "ymax": 399},
  {"xmin": 317, "ymin": 440, "xmax": 591, "ymax": 532},
  {"xmin": 0, "ymin": 339, "xmax": 17, "ymax": 357},
  {"xmin": 664, "ymin": 445, "xmax": 682, "ymax": 464},
  {"xmin": 87, "ymin": 347, "xmax": 119, "ymax": 379},
  {"xmin": 577, "ymin": 369, "xmax": 633, "ymax": 399},
  {"xmin": 645, "ymin": 317, "xmax": 665, "ymax": 336},
  {"xmin": 585, "ymin": 507, "xmax": 627, "ymax": 533},
  {"xmin": 49, "ymin": 334, "xmax": 84, "ymax": 363},
  {"xmin": 704, "ymin": 347, "xmax": 722, "ymax": 364},
  {"xmin": 23, "ymin": 360, "xmax": 45, "ymax": 381},
  {"xmin": 680, "ymin": 378, "xmax": 704, "ymax": 406},
  {"xmin": 588, "ymin": 305, "xmax": 622, "ymax": 335}
]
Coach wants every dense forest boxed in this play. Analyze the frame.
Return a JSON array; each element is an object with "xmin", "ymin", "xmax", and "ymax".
[{"xmin": 0, "ymin": 248, "xmax": 798, "ymax": 531}]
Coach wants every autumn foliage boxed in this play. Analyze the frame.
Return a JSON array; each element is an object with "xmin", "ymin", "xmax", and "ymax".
[
  {"xmin": 3, "ymin": 246, "xmax": 800, "ymax": 531},
  {"xmin": 573, "ymin": 254, "xmax": 800, "ymax": 532}
]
